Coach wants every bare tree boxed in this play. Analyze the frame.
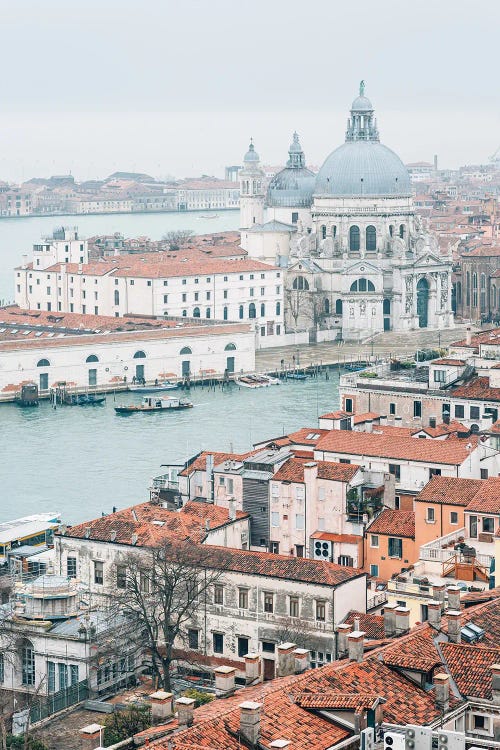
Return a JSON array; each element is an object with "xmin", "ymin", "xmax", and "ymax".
[
  {"xmin": 273, "ymin": 616, "xmax": 309, "ymax": 650},
  {"xmin": 113, "ymin": 543, "xmax": 227, "ymax": 691},
  {"xmin": 162, "ymin": 230, "xmax": 193, "ymax": 251},
  {"xmin": 285, "ymin": 288, "xmax": 311, "ymax": 330}
]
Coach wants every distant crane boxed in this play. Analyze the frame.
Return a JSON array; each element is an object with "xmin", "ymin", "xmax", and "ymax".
[{"xmin": 489, "ymin": 145, "xmax": 500, "ymax": 163}]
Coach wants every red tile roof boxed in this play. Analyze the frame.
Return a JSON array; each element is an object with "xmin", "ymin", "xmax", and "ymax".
[
  {"xmin": 343, "ymin": 610, "xmax": 385, "ymax": 640},
  {"xmin": 311, "ymin": 532, "xmax": 361, "ymax": 545},
  {"xmin": 450, "ymin": 376, "xmax": 500, "ymax": 402},
  {"xmin": 441, "ymin": 642, "xmax": 500, "ymax": 698},
  {"xmin": 273, "ymin": 458, "xmax": 360, "ymax": 484},
  {"xmin": 353, "ymin": 412, "xmax": 381, "ymax": 425},
  {"xmin": 179, "ymin": 451, "xmax": 249, "ymax": 477},
  {"xmin": 286, "ymin": 428, "xmax": 329, "ymax": 446},
  {"xmin": 319, "ymin": 410, "xmax": 352, "ymax": 420},
  {"xmin": 293, "ymin": 692, "xmax": 379, "ymax": 710},
  {"xmin": 415, "ymin": 476, "xmax": 483, "ymax": 507},
  {"xmin": 368, "ymin": 510, "xmax": 415, "ymax": 538},
  {"xmin": 315, "ymin": 430, "xmax": 477, "ymax": 465},
  {"xmin": 464, "ymin": 476, "xmax": 500, "ymax": 513},
  {"xmin": 416, "ymin": 420, "xmax": 469, "ymax": 438},
  {"xmin": 382, "ymin": 632, "xmax": 443, "ymax": 672}
]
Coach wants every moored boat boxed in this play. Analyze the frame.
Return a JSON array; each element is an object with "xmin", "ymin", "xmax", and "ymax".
[
  {"xmin": 115, "ymin": 395, "xmax": 193, "ymax": 414},
  {"xmin": 235, "ymin": 373, "xmax": 281, "ymax": 389},
  {"xmin": 286, "ymin": 372, "xmax": 307, "ymax": 381},
  {"xmin": 128, "ymin": 380, "xmax": 178, "ymax": 393}
]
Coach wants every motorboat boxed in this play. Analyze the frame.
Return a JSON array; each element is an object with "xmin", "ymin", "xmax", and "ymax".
[
  {"xmin": 128, "ymin": 380, "xmax": 178, "ymax": 393},
  {"xmin": 115, "ymin": 395, "xmax": 193, "ymax": 414},
  {"xmin": 198, "ymin": 213, "xmax": 219, "ymax": 219},
  {"xmin": 286, "ymin": 372, "xmax": 307, "ymax": 381},
  {"xmin": 235, "ymin": 374, "xmax": 281, "ymax": 389}
]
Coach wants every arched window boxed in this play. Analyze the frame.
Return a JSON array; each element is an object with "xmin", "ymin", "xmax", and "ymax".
[
  {"xmin": 260, "ymin": 303, "xmax": 265, "ymax": 317},
  {"xmin": 466, "ymin": 271, "xmax": 471, "ymax": 306},
  {"xmin": 472, "ymin": 273, "xmax": 478, "ymax": 308},
  {"xmin": 383, "ymin": 298, "xmax": 391, "ymax": 315},
  {"xmin": 276, "ymin": 301, "xmax": 281, "ymax": 316},
  {"xmin": 36, "ymin": 358, "xmax": 50, "ymax": 367},
  {"xmin": 223, "ymin": 306, "xmax": 228, "ymax": 321},
  {"xmin": 180, "ymin": 346, "xmax": 192, "ymax": 355},
  {"xmin": 193, "ymin": 307, "xmax": 200, "ymax": 318},
  {"xmin": 292, "ymin": 276, "xmax": 309, "ymax": 290},
  {"xmin": 133, "ymin": 351, "xmax": 146, "ymax": 359},
  {"xmin": 239, "ymin": 305, "xmax": 244, "ymax": 319},
  {"xmin": 335, "ymin": 299, "xmax": 343, "ymax": 315},
  {"xmin": 321, "ymin": 225, "xmax": 327, "ymax": 240},
  {"xmin": 399, "ymin": 224, "xmax": 405, "ymax": 239},
  {"xmin": 21, "ymin": 639, "xmax": 35, "ymax": 686},
  {"xmin": 349, "ymin": 226, "xmax": 360, "ymax": 252},
  {"xmin": 86, "ymin": 354, "xmax": 99, "ymax": 363},
  {"xmin": 389, "ymin": 225, "xmax": 394, "ymax": 237},
  {"xmin": 249, "ymin": 302, "xmax": 256, "ymax": 319},
  {"xmin": 492, "ymin": 284, "xmax": 497, "ymax": 309},
  {"xmin": 366, "ymin": 225, "xmax": 376, "ymax": 252},
  {"xmin": 225, "ymin": 343, "xmax": 236, "ymax": 351},
  {"xmin": 480, "ymin": 273, "xmax": 486, "ymax": 313},
  {"xmin": 324, "ymin": 298, "xmax": 330, "ymax": 315},
  {"xmin": 456, "ymin": 281, "xmax": 462, "ymax": 306},
  {"xmin": 206, "ymin": 308, "xmax": 211, "ymax": 318},
  {"xmin": 182, "ymin": 309, "xmax": 187, "ymax": 317},
  {"xmin": 114, "ymin": 290, "xmax": 119, "ymax": 306},
  {"xmin": 350, "ymin": 278, "xmax": 375, "ymax": 292}
]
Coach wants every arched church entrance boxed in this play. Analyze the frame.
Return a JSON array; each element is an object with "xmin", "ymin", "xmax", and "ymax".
[{"xmin": 416, "ymin": 278, "xmax": 429, "ymax": 328}]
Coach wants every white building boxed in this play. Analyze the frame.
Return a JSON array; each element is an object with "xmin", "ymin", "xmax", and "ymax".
[
  {"xmin": 14, "ymin": 229, "xmax": 285, "ymax": 349},
  {"xmin": 240, "ymin": 83, "xmax": 454, "ymax": 341},
  {"xmin": 176, "ymin": 179, "xmax": 240, "ymax": 211},
  {"xmin": 0, "ymin": 306, "xmax": 255, "ymax": 397}
]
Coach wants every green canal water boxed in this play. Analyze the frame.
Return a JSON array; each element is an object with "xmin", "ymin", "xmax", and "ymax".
[{"xmin": 0, "ymin": 372, "xmax": 340, "ymax": 524}]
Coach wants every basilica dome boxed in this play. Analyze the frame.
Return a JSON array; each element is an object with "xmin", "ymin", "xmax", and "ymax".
[
  {"xmin": 267, "ymin": 132, "xmax": 316, "ymax": 208},
  {"xmin": 314, "ymin": 83, "xmax": 411, "ymax": 198}
]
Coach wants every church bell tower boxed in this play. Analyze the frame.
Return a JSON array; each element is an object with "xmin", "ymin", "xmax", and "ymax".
[{"xmin": 239, "ymin": 139, "xmax": 265, "ymax": 230}]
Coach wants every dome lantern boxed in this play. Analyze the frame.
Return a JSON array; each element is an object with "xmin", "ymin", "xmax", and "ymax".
[{"xmin": 346, "ymin": 80, "xmax": 379, "ymax": 143}]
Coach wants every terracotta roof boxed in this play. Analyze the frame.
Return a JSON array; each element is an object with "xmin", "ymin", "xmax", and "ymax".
[
  {"xmin": 464, "ymin": 477, "xmax": 500, "ymax": 513},
  {"xmin": 450, "ymin": 376, "xmax": 500, "ymax": 402},
  {"xmin": 319, "ymin": 410, "xmax": 352, "ymax": 420},
  {"xmin": 431, "ymin": 358, "xmax": 466, "ymax": 366},
  {"xmin": 368, "ymin": 510, "xmax": 415, "ymax": 538},
  {"xmin": 486, "ymin": 420, "xmax": 500, "ymax": 434},
  {"xmin": 293, "ymin": 692, "xmax": 379, "ymax": 710},
  {"xmin": 450, "ymin": 595, "xmax": 500, "ymax": 648},
  {"xmin": 286, "ymin": 428, "xmax": 330, "ymax": 446},
  {"xmin": 273, "ymin": 458, "xmax": 360, "ymax": 484},
  {"xmin": 441, "ymin": 642, "xmax": 500, "ymax": 698},
  {"xmin": 415, "ymin": 476, "xmax": 483, "ymax": 506},
  {"xmin": 315, "ymin": 430, "xmax": 477, "ymax": 465},
  {"xmin": 461, "ymin": 586, "xmax": 500, "ymax": 606},
  {"xmin": 179, "ymin": 451, "xmax": 249, "ymax": 477},
  {"xmin": 382, "ymin": 632, "xmax": 443, "ymax": 672},
  {"xmin": 416, "ymin": 421, "xmax": 469, "ymax": 438},
  {"xmin": 353, "ymin": 412, "xmax": 380, "ymax": 425},
  {"xmin": 310, "ymin": 532, "xmax": 361, "ymax": 545},
  {"xmin": 343, "ymin": 610, "xmax": 385, "ymax": 640}
]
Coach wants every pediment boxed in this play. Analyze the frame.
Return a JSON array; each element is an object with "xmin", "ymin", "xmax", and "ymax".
[{"xmin": 343, "ymin": 260, "xmax": 383, "ymax": 276}]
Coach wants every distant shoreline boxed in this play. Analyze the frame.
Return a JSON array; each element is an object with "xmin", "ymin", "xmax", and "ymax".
[{"xmin": 0, "ymin": 207, "xmax": 239, "ymax": 221}]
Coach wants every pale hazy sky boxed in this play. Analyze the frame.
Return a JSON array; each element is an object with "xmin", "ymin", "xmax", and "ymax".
[{"xmin": 0, "ymin": 0, "xmax": 498, "ymax": 182}]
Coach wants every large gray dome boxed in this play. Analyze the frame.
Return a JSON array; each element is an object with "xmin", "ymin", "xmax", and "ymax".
[
  {"xmin": 267, "ymin": 132, "xmax": 316, "ymax": 208},
  {"xmin": 314, "ymin": 141, "xmax": 411, "ymax": 197}
]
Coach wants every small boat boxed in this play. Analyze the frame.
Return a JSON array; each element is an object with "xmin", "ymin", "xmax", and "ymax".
[
  {"xmin": 16, "ymin": 383, "xmax": 39, "ymax": 407},
  {"xmin": 344, "ymin": 361, "xmax": 370, "ymax": 372},
  {"xmin": 199, "ymin": 213, "xmax": 219, "ymax": 219},
  {"xmin": 115, "ymin": 395, "xmax": 193, "ymax": 414},
  {"xmin": 286, "ymin": 372, "xmax": 307, "ymax": 381},
  {"xmin": 68, "ymin": 393, "xmax": 106, "ymax": 406},
  {"xmin": 128, "ymin": 380, "xmax": 178, "ymax": 393},
  {"xmin": 235, "ymin": 374, "xmax": 280, "ymax": 389}
]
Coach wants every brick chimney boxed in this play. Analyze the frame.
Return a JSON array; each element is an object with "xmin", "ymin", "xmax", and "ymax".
[
  {"xmin": 214, "ymin": 665, "xmax": 236, "ymax": 697},
  {"xmin": 336, "ymin": 623, "xmax": 353, "ymax": 657},
  {"xmin": 395, "ymin": 606, "xmax": 410, "ymax": 635},
  {"xmin": 446, "ymin": 610, "xmax": 462, "ymax": 644},
  {"xmin": 492, "ymin": 664, "xmax": 500, "ymax": 705},
  {"xmin": 239, "ymin": 701, "xmax": 262, "ymax": 745},
  {"xmin": 434, "ymin": 673, "xmax": 450, "ymax": 713},
  {"xmin": 427, "ymin": 600, "xmax": 442, "ymax": 629},
  {"xmin": 244, "ymin": 652, "xmax": 262, "ymax": 684},
  {"xmin": 447, "ymin": 586, "xmax": 461, "ymax": 612},
  {"xmin": 347, "ymin": 630, "xmax": 365, "ymax": 662},
  {"xmin": 433, "ymin": 584, "xmax": 446, "ymax": 606},
  {"xmin": 176, "ymin": 696, "xmax": 195, "ymax": 728},
  {"xmin": 293, "ymin": 648, "xmax": 310, "ymax": 674},
  {"xmin": 383, "ymin": 603, "xmax": 398, "ymax": 637},
  {"xmin": 79, "ymin": 724, "xmax": 103, "ymax": 750},
  {"xmin": 149, "ymin": 690, "xmax": 173, "ymax": 723},
  {"xmin": 276, "ymin": 643, "xmax": 297, "ymax": 677}
]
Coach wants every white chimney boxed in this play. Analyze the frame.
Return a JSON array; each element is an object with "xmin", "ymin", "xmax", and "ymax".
[
  {"xmin": 293, "ymin": 648, "xmax": 310, "ymax": 674},
  {"xmin": 383, "ymin": 603, "xmax": 398, "ymax": 637},
  {"xmin": 276, "ymin": 643, "xmax": 297, "ymax": 677},
  {"xmin": 347, "ymin": 630, "xmax": 365, "ymax": 662},
  {"xmin": 244, "ymin": 652, "xmax": 262, "ymax": 684},
  {"xmin": 176, "ymin": 696, "xmax": 195, "ymax": 728},
  {"xmin": 434, "ymin": 673, "xmax": 450, "ymax": 713},
  {"xmin": 336, "ymin": 623, "xmax": 353, "ymax": 657},
  {"xmin": 447, "ymin": 586, "xmax": 461, "ymax": 612},
  {"xmin": 466, "ymin": 327, "xmax": 472, "ymax": 346},
  {"xmin": 214, "ymin": 665, "xmax": 236, "ymax": 696},
  {"xmin": 446, "ymin": 610, "xmax": 462, "ymax": 644},
  {"xmin": 395, "ymin": 606, "xmax": 410, "ymax": 635},
  {"xmin": 239, "ymin": 701, "xmax": 262, "ymax": 745},
  {"xmin": 427, "ymin": 600, "xmax": 442, "ymax": 629},
  {"xmin": 149, "ymin": 690, "xmax": 173, "ymax": 723},
  {"xmin": 228, "ymin": 497, "xmax": 236, "ymax": 522}
]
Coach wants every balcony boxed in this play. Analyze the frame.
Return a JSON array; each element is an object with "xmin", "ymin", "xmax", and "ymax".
[
  {"xmin": 150, "ymin": 474, "xmax": 180, "ymax": 492},
  {"xmin": 418, "ymin": 527, "xmax": 494, "ymax": 584}
]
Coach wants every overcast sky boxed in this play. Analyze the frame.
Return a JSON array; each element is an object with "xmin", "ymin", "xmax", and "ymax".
[{"xmin": 0, "ymin": 0, "xmax": 498, "ymax": 182}]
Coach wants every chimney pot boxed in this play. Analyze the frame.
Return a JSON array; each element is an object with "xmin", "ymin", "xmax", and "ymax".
[
  {"xmin": 336, "ymin": 623, "xmax": 353, "ymax": 657},
  {"xmin": 433, "ymin": 584, "xmax": 446, "ymax": 604},
  {"xmin": 434, "ymin": 673, "xmax": 450, "ymax": 713},
  {"xmin": 447, "ymin": 586, "xmax": 461, "ymax": 612},
  {"xmin": 292, "ymin": 647, "xmax": 310, "ymax": 674},
  {"xmin": 214, "ymin": 665, "xmax": 236, "ymax": 696},
  {"xmin": 395, "ymin": 606, "xmax": 410, "ymax": 635},
  {"xmin": 347, "ymin": 630, "xmax": 365, "ymax": 662},
  {"xmin": 466, "ymin": 327, "xmax": 472, "ymax": 346},
  {"xmin": 427, "ymin": 599, "xmax": 442, "ymax": 628},
  {"xmin": 228, "ymin": 498, "xmax": 236, "ymax": 522},
  {"xmin": 383, "ymin": 603, "xmax": 398, "ymax": 637},
  {"xmin": 239, "ymin": 701, "xmax": 262, "ymax": 746},
  {"xmin": 446, "ymin": 610, "xmax": 462, "ymax": 643},
  {"xmin": 149, "ymin": 690, "xmax": 173, "ymax": 723},
  {"xmin": 176, "ymin": 696, "xmax": 195, "ymax": 728},
  {"xmin": 244, "ymin": 652, "xmax": 262, "ymax": 684},
  {"xmin": 79, "ymin": 724, "xmax": 104, "ymax": 750},
  {"xmin": 276, "ymin": 642, "xmax": 297, "ymax": 677}
]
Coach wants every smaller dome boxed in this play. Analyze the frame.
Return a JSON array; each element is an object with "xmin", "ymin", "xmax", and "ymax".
[
  {"xmin": 288, "ymin": 132, "xmax": 302, "ymax": 154},
  {"xmin": 244, "ymin": 141, "xmax": 260, "ymax": 163},
  {"xmin": 351, "ymin": 95, "xmax": 373, "ymax": 112}
]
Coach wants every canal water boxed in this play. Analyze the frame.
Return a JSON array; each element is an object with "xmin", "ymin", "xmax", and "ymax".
[
  {"xmin": 0, "ymin": 373, "xmax": 340, "ymax": 524},
  {"xmin": 0, "ymin": 209, "xmax": 240, "ymax": 302}
]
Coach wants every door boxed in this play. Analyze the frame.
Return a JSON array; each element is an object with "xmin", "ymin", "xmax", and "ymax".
[
  {"xmin": 88, "ymin": 369, "xmax": 97, "ymax": 387},
  {"xmin": 39, "ymin": 373, "xmax": 49, "ymax": 391},
  {"xmin": 469, "ymin": 515, "xmax": 478, "ymax": 539},
  {"xmin": 416, "ymin": 278, "xmax": 429, "ymax": 328},
  {"xmin": 383, "ymin": 317, "xmax": 390, "ymax": 331},
  {"xmin": 226, "ymin": 356, "xmax": 235, "ymax": 373},
  {"xmin": 135, "ymin": 364, "xmax": 145, "ymax": 381},
  {"xmin": 181, "ymin": 360, "xmax": 190, "ymax": 377},
  {"xmin": 263, "ymin": 659, "xmax": 275, "ymax": 681}
]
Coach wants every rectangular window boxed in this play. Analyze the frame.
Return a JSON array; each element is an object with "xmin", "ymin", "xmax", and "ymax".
[
  {"xmin": 427, "ymin": 507, "xmax": 435, "ymax": 522},
  {"xmin": 264, "ymin": 593, "xmax": 274, "ymax": 613},
  {"xmin": 238, "ymin": 588, "xmax": 249, "ymax": 609},
  {"xmin": 316, "ymin": 601, "xmax": 326, "ymax": 622},
  {"xmin": 223, "ymin": 289, "xmax": 228, "ymax": 299},
  {"xmin": 214, "ymin": 584, "xmax": 224, "ymax": 605},
  {"xmin": 388, "ymin": 537, "xmax": 403, "ymax": 558},
  {"xmin": 188, "ymin": 629, "xmax": 199, "ymax": 650},
  {"xmin": 213, "ymin": 632, "xmax": 224, "ymax": 654},
  {"xmin": 454, "ymin": 404, "xmax": 465, "ymax": 419},
  {"xmin": 262, "ymin": 641, "xmax": 275, "ymax": 653},
  {"xmin": 116, "ymin": 565, "xmax": 127, "ymax": 589},
  {"xmin": 480, "ymin": 468, "xmax": 489, "ymax": 479},
  {"xmin": 370, "ymin": 564, "xmax": 379, "ymax": 577},
  {"xmin": 94, "ymin": 561, "xmax": 104, "ymax": 585},
  {"xmin": 483, "ymin": 517, "xmax": 495, "ymax": 533},
  {"xmin": 47, "ymin": 661, "xmax": 55, "ymax": 693},
  {"xmin": 433, "ymin": 370, "xmax": 446, "ymax": 383},
  {"xmin": 289, "ymin": 597, "xmax": 299, "ymax": 618},
  {"xmin": 450, "ymin": 511, "xmax": 458, "ymax": 524},
  {"xmin": 270, "ymin": 541, "xmax": 279, "ymax": 554},
  {"xmin": 295, "ymin": 513, "xmax": 305, "ymax": 530},
  {"xmin": 182, "ymin": 293, "xmax": 186, "ymax": 302},
  {"xmin": 67, "ymin": 557, "xmax": 77, "ymax": 578},
  {"xmin": 58, "ymin": 663, "xmax": 68, "ymax": 691},
  {"xmin": 206, "ymin": 291, "xmax": 211, "ymax": 300},
  {"xmin": 413, "ymin": 400, "xmax": 422, "ymax": 418},
  {"xmin": 470, "ymin": 405, "xmax": 480, "ymax": 420},
  {"xmin": 271, "ymin": 512, "xmax": 279, "ymax": 527},
  {"xmin": 390, "ymin": 402, "xmax": 396, "ymax": 415},
  {"xmin": 237, "ymin": 636, "xmax": 249, "ymax": 658},
  {"xmin": 163, "ymin": 294, "xmax": 168, "ymax": 303},
  {"xmin": 473, "ymin": 715, "xmax": 488, "ymax": 730},
  {"xmin": 70, "ymin": 664, "xmax": 79, "ymax": 685},
  {"xmin": 296, "ymin": 545, "xmax": 304, "ymax": 557},
  {"xmin": 388, "ymin": 463, "xmax": 401, "ymax": 480},
  {"xmin": 370, "ymin": 534, "xmax": 379, "ymax": 547},
  {"xmin": 249, "ymin": 288, "xmax": 254, "ymax": 296},
  {"xmin": 429, "ymin": 468, "xmax": 442, "ymax": 478}
]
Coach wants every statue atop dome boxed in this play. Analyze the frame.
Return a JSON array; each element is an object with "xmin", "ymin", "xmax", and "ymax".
[{"xmin": 359, "ymin": 80, "xmax": 365, "ymax": 96}]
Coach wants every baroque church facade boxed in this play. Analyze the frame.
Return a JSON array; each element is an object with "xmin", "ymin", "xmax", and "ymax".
[{"xmin": 239, "ymin": 84, "xmax": 454, "ymax": 341}]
